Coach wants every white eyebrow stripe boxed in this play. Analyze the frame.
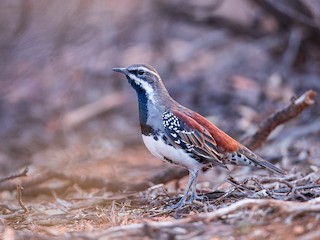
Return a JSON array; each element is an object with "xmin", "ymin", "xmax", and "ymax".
[
  {"xmin": 128, "ymin": 66, "xmax": 161, "ymax": 79},
  {"xmin": 138, "ymin": 67, "xmax": 161, "ymax": 79},
  {"xmin": 129, "ymin": 67, "xmax": 138, "ymax": 71}
]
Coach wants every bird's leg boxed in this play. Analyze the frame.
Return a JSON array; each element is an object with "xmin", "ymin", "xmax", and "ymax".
[
  {"xmin": 167, "ymin": 169, "xmax": 197, "ymax": 210},
  {"xmin": 186, "ymin": 169, "xmax": 204, "ymax": 204}
]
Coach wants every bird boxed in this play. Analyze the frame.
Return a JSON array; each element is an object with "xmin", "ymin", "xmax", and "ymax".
[{"xmin": 113, "ymin": 64, "xmax": 285, "ymax": 209}]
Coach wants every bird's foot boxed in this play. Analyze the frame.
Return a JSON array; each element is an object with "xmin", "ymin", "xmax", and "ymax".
[
  {"xmin": 165, "ymin": 193, "xmax": 206, "ymax": 210},
  {"xmin": 186, "ymin": 192, "xmax": 206, "ymax": 204},
  {"xmin": 165, "ymin": 196, "xmax": 187, "ymax": 210}
]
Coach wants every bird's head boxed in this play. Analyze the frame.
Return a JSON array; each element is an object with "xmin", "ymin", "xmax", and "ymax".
[{"xmin": 113, "ymin": 64, "xmax": 166, "ymax": 100}]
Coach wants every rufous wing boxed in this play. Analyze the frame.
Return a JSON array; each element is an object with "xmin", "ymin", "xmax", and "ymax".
[
  {"xmin": 179, "ymin": 107, "xmax": 285, "ymax": 175},
  {"xmin": 164, "ymin": 110, "xmax": 226, "ymax": 168}
]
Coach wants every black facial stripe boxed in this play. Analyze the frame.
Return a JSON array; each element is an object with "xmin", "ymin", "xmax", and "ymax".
[{"xmin": 129, "ymin": 70, "xmax": 138, "ymax": 75}]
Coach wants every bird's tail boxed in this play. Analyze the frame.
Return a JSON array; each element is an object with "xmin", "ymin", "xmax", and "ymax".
[{"xmin": 227, "ymin": 146, "xmax": 286, "ymax": 175}]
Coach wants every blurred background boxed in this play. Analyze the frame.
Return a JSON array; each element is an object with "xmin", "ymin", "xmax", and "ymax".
[{"xmin": 0, "ymin": 0, "xmax": 319, "ymax": 179}]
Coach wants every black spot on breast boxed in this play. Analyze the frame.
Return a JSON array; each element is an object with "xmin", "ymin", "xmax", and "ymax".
[
  {"xmin": 140, "ymin": 123, "xmax": 154, "ymax": 135},
  {"xmin": 164, "ymin": 157, "xmax": 173, "ymax": 164},
  {"xmin": 193, "ymin": 155, "xmax": 210, "ymax": 165},
  {"xmin": 162, "ymin": 135, "xmax": 173, "ymax": 146}
]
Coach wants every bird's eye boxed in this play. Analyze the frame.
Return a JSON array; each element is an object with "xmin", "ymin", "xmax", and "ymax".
[{"xmin": 137, "ymin": 69, "xmax": 144, "ymax": 76}]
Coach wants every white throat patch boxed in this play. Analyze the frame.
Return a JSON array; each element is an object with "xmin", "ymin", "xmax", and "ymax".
[
  {"xmin": 129, "ymin": 74, "xmax": 158, "ymax": 105},
  {"xmin": 127, "ymin": 66, "xmax": 161, "ymax": 104},
  {"xmin": 128, "ymin": 73, "xmax": 154, "ymax": 96}
]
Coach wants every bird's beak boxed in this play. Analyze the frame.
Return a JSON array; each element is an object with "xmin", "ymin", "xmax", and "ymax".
[{"xmin": 113, "ymin": 67, "xmax": 128, "ymax": 75}]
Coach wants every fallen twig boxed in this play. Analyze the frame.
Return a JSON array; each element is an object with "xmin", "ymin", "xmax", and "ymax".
[
  {"xmin": 76, "ymin": 197, "xmax": 320, "ymax": 239},
  {"xmin": 0, "ymin": 166, "xmax": 28, "ymax": 183},
  {"xmin": 243, "ymin": 89, "xmax": 317, "ymax": 149},
  {"xmin": 192, "ymin": 197, "xmax": 320, "ymax": 221},
  {"xmin": 17, "ymin": 185, "xmax": 28, "ymax": 213}
]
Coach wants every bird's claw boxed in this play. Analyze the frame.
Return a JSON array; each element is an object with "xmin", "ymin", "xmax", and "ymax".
[
  {"xmin": 165, "ymin": 198, "xmax": 186, "ymax": 211},
  {"xmin": 185, "ymin": 192, "xmax": 205, "ymax": 204},
  {"xmin": 165, "ymin": 192, "xmax": 207, "ymax": 210}
]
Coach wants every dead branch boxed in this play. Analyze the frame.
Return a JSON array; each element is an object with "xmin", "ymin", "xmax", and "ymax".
[
  {"xmin": 193, "ymin": 197, "xmax": 320, "ymax": 221},
  {"xmin": 0, "ymin": 166, "xmax": 28, "ymax": 183},
  {"xmin": 243, "ymin": 90, "xmax": 317, "ymax": 149}
]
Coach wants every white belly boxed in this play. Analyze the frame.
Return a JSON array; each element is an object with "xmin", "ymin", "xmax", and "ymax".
[{"xmin": 142, "ymin": 135, "xmax": 202, "ymax": 171}]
